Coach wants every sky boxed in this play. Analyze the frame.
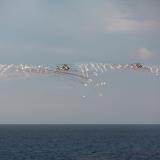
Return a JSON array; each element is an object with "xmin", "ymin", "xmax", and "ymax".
[{"xmin": 0, "ymin": 0, "xmax": 160, "ymax": 124}]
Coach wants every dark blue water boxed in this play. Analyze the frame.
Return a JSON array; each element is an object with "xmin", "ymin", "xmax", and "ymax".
[{"xmin": 0, "ymin": 125, "xmax": 160, "ymax": 160}]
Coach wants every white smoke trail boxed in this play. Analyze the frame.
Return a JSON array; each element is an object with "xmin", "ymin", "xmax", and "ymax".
[{"xmin": 0, "ymin": 63, "xmax": 159, "ymax": 86}]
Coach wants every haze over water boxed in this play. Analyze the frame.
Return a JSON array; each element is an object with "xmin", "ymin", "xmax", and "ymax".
[{"xmin": 0, "ymin": 0, "xmax": 160, "ymax": 124}]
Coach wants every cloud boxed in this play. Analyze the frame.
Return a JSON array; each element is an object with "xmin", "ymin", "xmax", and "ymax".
[
  {"xmin": 90, "ymin": 0, "xmax": 160, "ymax": 33},
  {"xmin": 104, "ymin": 19, "xmax": 160, "ymax": 32},
  {"xmin": 102, "ymin": 0, "xmax": 160, "ymax": 33},
  {"xmin": 1, "ymin": 0, "xmax": 160, "ymax": 36},
  {"xmin": 136, "ymin": 48, "xmax": 154, "ymax": 60}
]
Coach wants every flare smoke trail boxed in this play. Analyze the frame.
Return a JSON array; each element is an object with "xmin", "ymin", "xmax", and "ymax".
[{"xmin": 0, "ymin": 63, "xmax": 159, "ymax": 86}]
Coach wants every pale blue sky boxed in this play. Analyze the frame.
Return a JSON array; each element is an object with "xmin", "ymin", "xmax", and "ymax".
[{"xmin": 0, "ymin": 0, "xmax": 160, "ymax": 124}]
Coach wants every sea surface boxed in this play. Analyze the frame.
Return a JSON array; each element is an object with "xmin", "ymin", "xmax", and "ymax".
[{"xmin": 0, "ymin": 125, "xmax": 160, "ymax": 160}]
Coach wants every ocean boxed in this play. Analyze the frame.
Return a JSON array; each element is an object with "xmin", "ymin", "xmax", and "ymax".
[{"xmin": 0, "ymin": 125, "xmax": 159, "ymax": 160}]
